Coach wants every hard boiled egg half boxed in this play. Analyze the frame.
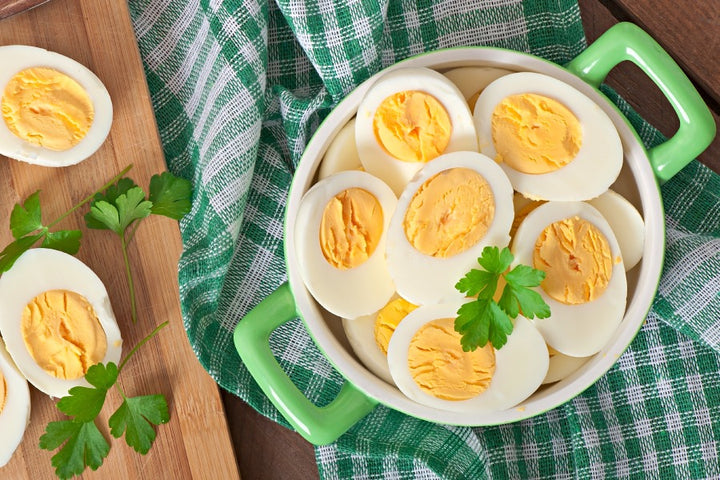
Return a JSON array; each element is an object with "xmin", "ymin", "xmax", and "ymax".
[
  {"xmin": 387, "ymin": 303, "xmax": 549, "ymax": 412},
  {"xmin": 0, "ymin": 45, "xmax": 113, "ymax": 167},
  {"xmin": 355, "ymin": 67, "xmax": 478, "ymax": 195},
  {"xmin": 474, "ymin": 72, "xmax": 622, "ymax": 201},
  {"xmin": 512, "ymin": 201, "xmax": 627, "ymax": 357},
  {"xmin": 342, "ymin": 294, "xmax": 418, "ymax": 384},
  {"xmin": 0, "ymin": 337, "xmax": 30, "ymax": 467},
  {"xmin": 295, "ymin": 170, "xmax": 397, "ymax": 319},
  {"xmin": 385, "ymin": 151, "xmax": 514, "ymax": 305},
  {"xmin": 0, "ymin": 248, "xmax": 123, "ymax": 398}
]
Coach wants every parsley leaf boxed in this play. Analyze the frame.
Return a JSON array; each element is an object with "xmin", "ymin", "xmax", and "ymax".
[
  {"xmin": 39, "ymin": 420, "xmax": 110, "ymax": 480},
  {"xmin": 149, "ymin": 171, "xmax": 192, "ymax": 219},
  {"xmin": 40, "ymin": 323, "xmax": 169, "ymax": 479},
  {"xmin": 10, "ymin": 191, "xmax": 43, "ymax": 238},
  {"xmin": 56, "ymin": 364, "xmax": 119, "ymax": 422},
  {"xmin": 42, "ymin": 230, "xmax": 82, "ymax": 254},
  {"xmin": 109, "ymin": 394, "xmax": 170, "ymax": 454},
  {"xmin": 85, "ymin": 172, "xmax": 192, "ymax": 323},
  {"xmin": 0, "ymin": 166, "xmax": 133, "ymax": 273},
  {"xmin": 454, "ymin": 246, "xmax": 551, "ymax": 351}
]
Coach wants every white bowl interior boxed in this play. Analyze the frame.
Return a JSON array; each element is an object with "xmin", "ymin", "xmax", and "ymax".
[{"xmin": 285, "ymin": 47, "xmax": 664, "ymax": 426}]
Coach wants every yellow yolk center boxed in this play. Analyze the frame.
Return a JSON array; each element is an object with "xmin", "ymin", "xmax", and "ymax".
[
  {"xmin": 320, "ymin": 188, "xmax": 383, "ymax": 269},
  {"xmin": 373, "ymin": 90, "xmax": 452, "ymax": 163},
  {"xmin": 533, "ymin": 216, "xmax": 613, "ymax": 304},
  {"xmin": 0, "ymin": 368, "xmax": 6, "ymax": 414},
  {"xmin": 408, "ymin": 317, "xmax": 495, "ymax": 401},
  {"xmin": 403, "ymin": 168, "xmax": 495, "ymax": 258},
  {"xmin": 491, "ymin": 93, "xmax": 582, "ymax": 174},
  {"xmin": 21, "ymin": 289, "xmax": 108, "ymax": 380},
  {"xmin": 374, "ymin": 297, "xmax": 418, "ymax": 355},
  {"xmin": 2, "ymin": 67, "xmax": 94, "ymax": 151}
]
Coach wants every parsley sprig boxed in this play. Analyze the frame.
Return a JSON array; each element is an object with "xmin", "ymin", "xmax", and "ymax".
[
  {"xmin": 85, "ymin": 172, "xmax": 192, "ymax": 323},
  {"xmin": 454, "ymin": 246, "xmax": 551, "ymax": 351},
  {"xmin": 39, "ymin": 321, "xmax": 170, "ymax": 480},
  {"xmin": 0, "ymin": 165, "xmax": 132, "ymax": 273}
]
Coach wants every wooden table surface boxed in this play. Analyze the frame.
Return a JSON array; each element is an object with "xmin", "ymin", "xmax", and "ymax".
[{"xmin": 220, "ymin": 1, "xmax": 720, "ymax": 479}]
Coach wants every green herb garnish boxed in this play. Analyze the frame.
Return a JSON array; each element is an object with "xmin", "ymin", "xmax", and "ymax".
[
  {"xmin": 39, "ymin": 322, "xmax": 170, "ymax": 480},
  {"xmin": 85, "ymin": 172, "xmax": 192, "ymax": 323},
  {"xmin": 0, "ymin": 165, "xmax": 132, "ymax": 273},
  {"xmin": 454, "ymin": 246, "xmax": 550, "ymax": 351}
]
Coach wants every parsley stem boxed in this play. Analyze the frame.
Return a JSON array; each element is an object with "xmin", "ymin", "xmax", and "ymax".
[
  {"xmin": 121, "ymin": 235, "xmax": 138, "ymax": 323},
  {"xmin": 47, "ymin": 164, "xmax": 133, "ymax": 229},
  {"xmin": 118, "ymin": 321, "xmax": 169, "ymax": 373}
]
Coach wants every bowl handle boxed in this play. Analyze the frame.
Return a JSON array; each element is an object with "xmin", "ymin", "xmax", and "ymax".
[
  {"xmin": 566, "ymin": 22, "xmax": 716, "ymax": 183},
  {"xmin": 233, "ymin": 282, "xmax": 378, "ymax": 445}
]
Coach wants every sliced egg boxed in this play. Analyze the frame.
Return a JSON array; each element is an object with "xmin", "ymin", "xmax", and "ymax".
[
  {"xmin": 442, "ymin": 66, "xmax": 513, "ymax": 110},
  {"xmin": 512, "ymin": 202, "xmax": 627, "ymax": 357},
  {"xmin": 342, "ymin": 294, "xmax": 417, "ymax": 384},
  {"xmin": 0, "ymin": 337, "xmax": 30, "ymax": 467},
  {"xmin": 355, "ymin": 67, "xmax": 478, "ymax": 195},
  {"xmin": 385, "ymin": 151, "xmax": 514, "ymax": 305},
  {"xmin": 588, "ymin": 189, "xmax": 644, "ymax": 271},
  {"xmin": 295, "ymin": 170, "xmax": 397, "ymax": 319},
  {"xmin": 0, "ymin": 248, "xmax": 123, "ymax": 398},
  {"xmin": 474, "ymin": 72, "xmax": 622, "ymax": 201},
  {"xmin": 542, "ymin": 347, "xmax": 591, "ymax": 385},
  {"xmin": 318, "ymin": 118, "xmax": 362, "ymax": 179},
  {"xmin": 0, "ymin": 45, "xmax": 113, "ymax": 167},
  {"xmin": 387, "ymin": 303, "xmax": 548, "ymax": 412}
]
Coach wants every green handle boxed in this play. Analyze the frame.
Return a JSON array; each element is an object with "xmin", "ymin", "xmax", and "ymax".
[
  {"xmin": 566, "ymin": 22, "xmax": 716, "ymax": 183},
  {"xmin": 233, "ymin": 282, "xmax": 378, "ymax": 445}
]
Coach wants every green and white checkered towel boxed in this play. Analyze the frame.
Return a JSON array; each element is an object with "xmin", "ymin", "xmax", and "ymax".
[{"xmin": 127, "ymin": 0, "xmax": 720, "ymax": 478}]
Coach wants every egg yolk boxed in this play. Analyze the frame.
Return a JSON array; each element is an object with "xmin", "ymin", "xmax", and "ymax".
[
  {"xmin": 320, "ymin": 188, "xmax": 383, "ymax": 270},
  {"xmin": 21, "ymin": 289, "xmax": 107, "ymax": 380},
  {"xmin": 373, "ymin": 90, "xmax": 452, "ymax": 163},
  {"xmin": 374, "ymin": 297, "xmax": 418, "ymax": 355},
  {"xmin": 404, "ymin": 168, "xmax": 495, "ymax": 258},
  {"xmin": 408, "ymin": 317, "xmax": 495, "ymax": 401},
  {"xmin": 0, "ymin": 368, "xmax": 6, "ymax": 414},
  {"xmin": 491, "ymin": 93, "xmax": 582, "ymax": 174},
  {"xmin": 533, "ymin": 216, "xmax": 612, "ymax": 304},
  {"xmin": 1, "ymin": 67, "xmax": 94, "ymax": 151}
]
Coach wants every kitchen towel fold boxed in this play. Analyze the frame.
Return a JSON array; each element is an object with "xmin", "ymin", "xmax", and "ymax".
[{"xmin": 127, "ymin": 0, "xmax": 720, "ymax": 478}]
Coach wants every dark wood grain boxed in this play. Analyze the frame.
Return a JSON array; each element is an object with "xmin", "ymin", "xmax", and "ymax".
[
  {"xmin": 0, "ymin": 0, "xmax": 50, "ymax": 20},
  {"xmin": 578, "ymin": 0, "xmax": 720, "ymax": 174}
]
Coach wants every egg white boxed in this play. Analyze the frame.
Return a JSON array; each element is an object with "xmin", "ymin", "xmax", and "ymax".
[
  {"xmin": 474, "ymin": 72, "xmax": 623, "ymax": 201},
  {"xmin": 0, "ymin": 248, "xmax": 123, "ymax": 398},
  {"xmin": 295, "ymin": 170, "xmax": 397, "ymax": 319},
  {"xmin": 588, "ymin": 189, "xmax": 644, "ymax": 271},
  {"xmin": 442, "ymin": 66, "xmax": 513, "ymax": 103},
  {"xmin": 387, "ymin": 303, "xmax": 549, "ymax": 413},
  {"xmin": 318, "ymin": 118, "xmax": 362, "ymax": 180},
  {"xmin": 0, "ymin": 45, "xmax": 113, "ymax": 167},
  {"xmin": 386, "ymin": 151, "xmax": 514, "ymax": 305},
  {"xmin": 0, "ymin": 337, "xmax": 31, "ymax": 467},
  {"xmin": 341, "ymin": 296, "xmax": 400, "ymax": 385},
  {"xmin": 512, "ymin": 201, "xmax": 627, "ymax": 357},
  {"xmin": 542, "ymin": 350, "xmax": 592, "ymax": 385},
  {"xmin": 355, "ymin": 67, "xmax": 478, "ymax": 195}
]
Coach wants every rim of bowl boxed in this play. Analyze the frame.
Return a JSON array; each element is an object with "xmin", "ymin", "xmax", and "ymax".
[{"xmin": 285, "ymin": 46, "xmax": 664, "ymax": 426}]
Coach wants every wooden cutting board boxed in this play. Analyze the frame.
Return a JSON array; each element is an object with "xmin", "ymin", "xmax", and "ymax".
[{"xmin": 0, "ymin": 0, "xmax": 240, "ymax": 478}]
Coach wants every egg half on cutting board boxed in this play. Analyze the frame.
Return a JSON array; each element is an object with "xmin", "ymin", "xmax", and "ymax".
[
  {"xmin": 0, "ymin": 248, "xmax": 123, "ymax": 398},
  {"xmin": 0, "ymin": 45, "xmax": 113, "ymax": 167},
  {"xmin": 0, "ymin": 337, "xmax": 31, "ymax": 467}
]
